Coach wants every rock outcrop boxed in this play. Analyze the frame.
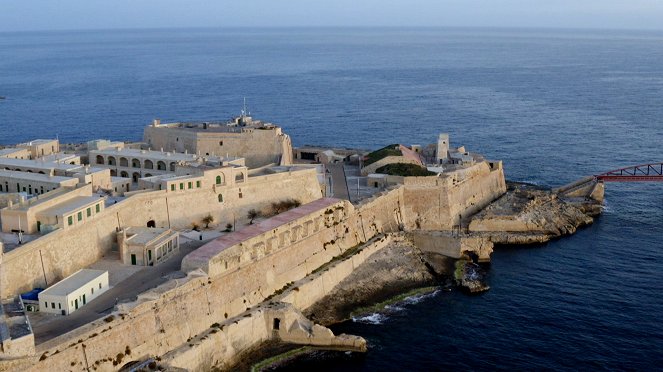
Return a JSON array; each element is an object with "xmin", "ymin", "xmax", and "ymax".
[
  {"xmin": 468, "ymin": 182, "xmax": 603, "ymax": 244},
  {"xmin": 305, "ymin": 237, "xmax": 438, "ymax": 325}
]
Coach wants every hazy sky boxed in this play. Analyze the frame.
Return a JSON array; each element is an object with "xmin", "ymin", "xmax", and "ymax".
[{"xmin": 2, "ymin": 0, "xmax": 663, "ymax": 32}]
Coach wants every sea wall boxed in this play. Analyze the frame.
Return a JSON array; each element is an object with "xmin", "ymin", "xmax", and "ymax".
[
  {"xmin": 0, "ymin": 169, "xmax": 322, "ymax": 298},
  {"xmin": 402, "ymin": 162, "xmax": 506, "ymax": 230}
]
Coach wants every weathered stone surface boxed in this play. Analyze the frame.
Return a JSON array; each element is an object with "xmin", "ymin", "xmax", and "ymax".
[
  {"xmin": 469, "ymin": 182, "xmax": 602, "ymax": 244},
  {"xmin": 304, "ymin": 238, "xmax": 436, "ymax": 326}
]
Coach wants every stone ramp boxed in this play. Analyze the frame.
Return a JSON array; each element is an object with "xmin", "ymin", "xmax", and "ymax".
[
  {"xmin": 554, "ymin": 176, "xmax": 604, "ymax": 202},
  {"xmin": 328, "ymin": 163, "xmax": 350, "ymax": 200}
]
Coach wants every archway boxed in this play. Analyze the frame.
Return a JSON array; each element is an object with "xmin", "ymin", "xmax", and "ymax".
[
  {"xmin": 147, "ymin": 220, "xmax": 156, "ymax": 228},
  {"xmin": 96, "ymin": 155, "xmax": 104, "ymax": 165},
  {"xmin": 132, "ymin": 172, "xmax": 140, "ymax": 183},
  {"xmin": 157, "ymin": 161, "xmax": 166, "ymax": 171},
  {"xmin": 132, "ymin": 159, "xmax": 141, "ymax": 168},
  {"xmin": 235, "ymin": 172, "xmax": 245, "ymax": 183},
  {"xmin": 144, "ymin": 159, "xmax": 154, "ymax": 169},
  {"xmin": 120, "ymin": 171, "xmax": 129, "ymax": 178},
  {"xmin": 120, "ymin": 157, "xmax": 128, "ymax": 167},
  {"xmin": 108, "ymin": 156, "xmax": 116, "ymax": 166}
]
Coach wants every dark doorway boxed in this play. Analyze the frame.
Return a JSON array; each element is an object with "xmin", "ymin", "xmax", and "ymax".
[
  {"xmin": 147, "ymin": 220, "xmax": 156, "ymax": 228},
  {"xmin": 83, "ymin": 294, "xmax": 86, "ymax": 305},
  {"xmin": 131, "ymin": 254, "xmax": 137, "ymax": 265},
  {"xmin": 273, "ymin": 318, "xmax": 281, "ymax": 330},
  {"xmin": 75, "ymin": 299, "xmax": 78, "ymax": 309},
  {"xmin": 300, "ymin": 152, "xmax": 316, "ymax": 161}
]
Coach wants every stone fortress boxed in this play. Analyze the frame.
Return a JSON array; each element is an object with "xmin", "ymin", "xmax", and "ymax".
[{"xmin": 0, "ymin": 113, "xmax": 602, "ymax": 371}]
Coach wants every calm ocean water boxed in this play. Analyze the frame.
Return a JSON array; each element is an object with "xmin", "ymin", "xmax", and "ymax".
[{"xmin": 1, "ymin": 28, "xmax": 662, "ymax": 370}]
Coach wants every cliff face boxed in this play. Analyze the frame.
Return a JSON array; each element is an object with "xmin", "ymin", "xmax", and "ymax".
[
  {"xmin": 468, "ymin": 182, "xmax": 603, "ymax": 244},
  {"xmin": 304, "ymin": 237, "xmax": 438, "ymax": 326}
]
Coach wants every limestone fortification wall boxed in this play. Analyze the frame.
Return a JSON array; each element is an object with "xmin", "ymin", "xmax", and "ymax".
[
  {"xmin": 143, "ymin": 126, "xmax": 292, "ymax": 168},
  {"xmin": 1, "ymin": 169, "xmax": 322, "ymax": 298},
  {"xmin": 2, "ymin": 199, "xmax": 372, "ymax": 371},
  {"xmin": 0, "ymin": 159, "xmax": 507, "ymax": 371},
  {"xmin": 402, "ymin": 162, "xmax": 506, "ymax": 230}
]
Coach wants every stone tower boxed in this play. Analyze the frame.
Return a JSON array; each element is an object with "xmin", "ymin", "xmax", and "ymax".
[{"xmin": 437, "ymin": 133, "xmax": 449, "ymax": 164}]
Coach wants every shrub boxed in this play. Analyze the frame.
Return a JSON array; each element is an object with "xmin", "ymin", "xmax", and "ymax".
[{"xmin": 202, "ymin": 214, "xmax": 214, "ymax": 229}]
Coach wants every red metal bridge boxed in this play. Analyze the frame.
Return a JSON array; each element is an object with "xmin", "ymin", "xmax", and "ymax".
[{"xmin": 595, "ymin": 162, "xmax": 663, "ymax": 182}]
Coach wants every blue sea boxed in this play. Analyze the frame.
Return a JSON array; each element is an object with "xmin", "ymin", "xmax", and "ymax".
[{"xmin": 1, "ymin": 28, "xmax": 662, "ymax": 370}]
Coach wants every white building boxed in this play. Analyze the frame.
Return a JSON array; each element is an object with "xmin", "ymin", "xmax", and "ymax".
[{"xmin": 38, "ymin": 269, "xmax": 109, "ymax": 315}]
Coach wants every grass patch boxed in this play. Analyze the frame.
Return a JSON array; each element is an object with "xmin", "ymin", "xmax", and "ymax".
[
  {"xmin": 363, "ymin": 144, "xmax": 402, "ymax": 166},
  {"xmin": 376, "ymin": 163, "xmax": 436, "ymax": 177},
  {"xmin": 350, "ymin": 286, "xmax": 439, "ymax": 318},
  {"xmin": 251, "ymin": 347, "xmax": 310, "ymax": 372}
]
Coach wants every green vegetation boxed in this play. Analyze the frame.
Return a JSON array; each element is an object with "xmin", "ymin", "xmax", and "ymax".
[
  {"xmin": 251, "ymin": 347, "xmax": 310, "ymax": 372},
  {"xmin": 202, "ymin": 214, "xmax": 214, "ymax": 229},
  {"xmin": 247, "ymin": 209, "xmax": 260, "ymax": 224},
  {"xmin": 349, "ymin": 286, "xmax": 439, "ymax": 318},
  {"xmin": 363, "ymin": 144, "xmax": 402, "ymax": 166},
  {"xmin": 376, "ymin": 163, "xmax": 436, "ymax": 177},
  {"xmin": 269, "ymin": 199, "xmax": 301, "ymax": 215}
]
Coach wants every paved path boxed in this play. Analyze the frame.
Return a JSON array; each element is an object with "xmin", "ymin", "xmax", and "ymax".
[
  {"xmin": 32, "ymin": 240, "xmax": 204, "ymax": 345},
  {"xmin": 328, "ymin": 163, "xmax": 350, "ymax": 200}
]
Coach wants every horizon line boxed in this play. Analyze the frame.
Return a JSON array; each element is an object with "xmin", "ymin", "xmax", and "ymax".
[{"xmin": 1, "ymin": 24, "xmax": 663, "ymax": 35}]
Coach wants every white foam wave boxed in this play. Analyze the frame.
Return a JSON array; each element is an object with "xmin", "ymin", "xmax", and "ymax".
[
  {"xmin": 352, "ymin": 313, "xmax": 388, "ymax": 325},
  {"xmin": 401, "ymin": 289, "xmax": 440, "ymax": 305}
]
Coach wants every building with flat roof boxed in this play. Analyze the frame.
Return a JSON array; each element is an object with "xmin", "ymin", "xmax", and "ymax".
[
  {"xmin": 0, "ymin": 158, "xmax": 113, "ymax": 193},
  {"xmin": 89, "ymin": 147, "xmax": 243, "ymax": 183},
  {"xmin": 38, "ymin": 269, "xmax": 109, "ymax": 315},
  {"xmin": 0, "ymin": 184, "xmax": 105, "ymax": 234},
  {"xmin": 16, "ymin": 139, "xmax": 59, "ymax": 159},
  {"xmin": 0, "ymin": 170, "xmax": 79, "ymax": 195},
  {"xmin": 143, "ymin": 116, "xmax": 293, "ymax": 168},
  {"xmin": 0, "ymin": 147, "xmax": 31, "ymax": 160},
  {"xmin": 117, "ymin": 227, "xmax": 179, "ymax": 266}
]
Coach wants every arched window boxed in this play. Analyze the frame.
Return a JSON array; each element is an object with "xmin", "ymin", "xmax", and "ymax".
[
  {"xmin": 110, "ymin": 169, "xmax": 117, "ymax": 176},
  {"xmin": 132, "ymin": 159, "xmax": 141, "ymax": 168},
  {"xmin": 120, "ymin": 171, "xmax": 128, "ymax": 178},
  {"xmin": 235, "ymin": 172, "xmax": 245, "ymax": 183},
  {"xmin": 144, "ymin": 159, "xmax": 154, "ymax": 169},
  {"xmin": 157, "ymin": 161, "xmax": 166, "ymax": 170},
  {"xmin": 132, "ymin": 172, "xmax": 140, "ymax": 183},
  {"xmin": 96, "ymin": 155, "xmax": 104, "ymax": 165},
  {"xmin": 218, "ymin": 194, "xmax": 223, "ymax": 203},
  {"xmin": 169, "ymin": 162, "xmax": 176, "ymax": 171},
  {"xmin": 108, "ymin": 156, "xmax": 116, "ymax": 166},
  {"xmin": 120, "ymin": 157, "xmax": 128, "ymax": 167},
  {"xmin": 147, "ymin": 220, "xmax": 156, "ymax": 228},
  {"xmin": 215, "ymin": 175, "xmax": 224, "ymax": 185}
]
